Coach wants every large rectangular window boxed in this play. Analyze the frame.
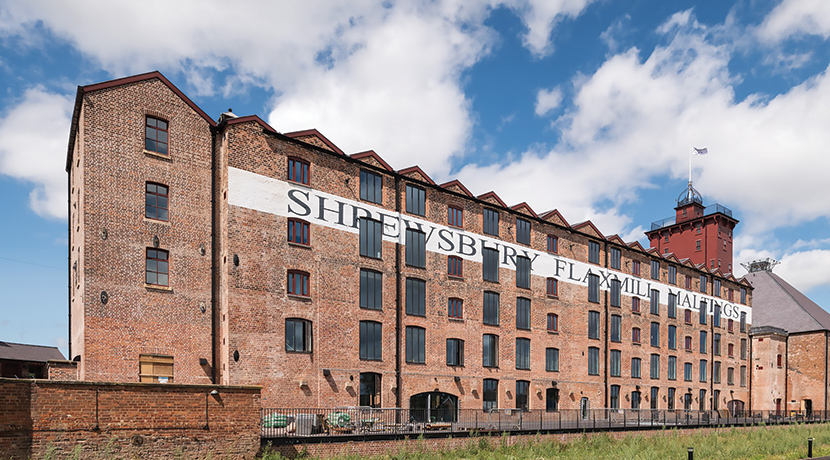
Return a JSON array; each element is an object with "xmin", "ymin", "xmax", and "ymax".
[
  {"xmin": 740, "ymin": 366, "xmax": 747, "ymax": 387},
  {"xmin": 145, "ymin": 116, "xmax": 169, "ymax": 155},
  {"xmin": 668, "ymin": 356, "xmax": 677, "ymax": 380},
  {"xmin": 699, "ymin": 300, "xmax": 708, "ymax": 324},
  {"xmin": 516, "ymin": 381, "xmax": 530, "ymax": 411},
  {"xmin": 610, "ymin": 350, "xmax": 621, "ymax": 377},
  {"xmin": 610, "ymin": 385, "xmax": 620, "ymax": 409},
  {"xmin": 667, "ymin": 293, "xmax": 677, "ymax": 318},
  {"xmin": 713, "ymin": 361, "xmax": 721, "ymax": 384},
  {"xmin": 651, "ymin": 260, "xmax": 660, "ymax": 280},
  {"xmin": 360, "ymin": 169, "xmax": 382, "ymax": 203},
  {"xmin": 609, "ymin": 247, "xmax": 621, "ymax": 270},
  {"xmin": 448, "ymin": 206, "xmax": 463, "ymax": 227},
  {"xmin": 516, "ymin": 256, "xmax": 531, "ymax": 289},
  {"xmin": 714, "ymin": 333, "xmax": 721, "ymax": 355},
  {"xmin": 146, "ymin": 248, "xmax": 169, "ymax": 287},
  {"xmin": 700, "ymin": 360, "xmax": 708, "ymax": 383},
  {"xmin": 139, "ymin": 354, "xmax": 173, "ymax": 383},
  {"xmin": 668, "ymin": 325, "xmax": 677, "ymax": 349},
  {"xmin": 359, "ymin": 321, "xmax": 382, "ymax": 361},
  {"xmin": 610, "ymin": 314, "xmax": 621, "ymax": 342},
  {"xmin": 405, "ymin": 278, "xmax": 426, "ymax": 316},
  {"xmin": 405, "ymin": 326, "xmax": 425, "ymax": 364},
  {"xmin": 740, "ymin": 312, "xmax": 747, "ymax": 332},
  {"xmin": 516, "ymin": 338, "xmax": 530, "ymax": 370},
  {"xmin": 406, "ymin": 184, "xmax": 425, "ymax": 216},
  {"xmin": 588, "ymin": 311, "xmax": 600, "ymax": 339},
  {"xmin": 145, "ymin": 183, "xmax": 169, "ymax": 221},
  {"xmin": 650, "ymin": 289, "xmax": 660, "ymax": 315},
  {"xmin": 286, "ymin": 319, "xmax": 312, "ymax": 353},
  {"xmin": 446, "ymin": 338, "xmax": 464, "ymax": 366},
  {"xmin": 360, "ymin": 269, "xmax": 382, "ymax": 310},
  {"xmin": 631, "ymin": 357, "xmax": 641, "ymax": 378},
  {"xmin": 684, "ymin": 362, "xmax": 692, "ymax": 381},
  {"xmin": 483, "ymin": 291, "xmax": 499, "ymax": 326},
  {"xmin": 650, "ymin": 354, "xmax": 660, "ymax": 379},
  {"xmin": 287, "ymin": 270, "xmax": 309, "ymax": 297},
  {"xmin": 740, "ymin": 287, "xmax": 747, "ymax": 305},
  {"xmin": 588, "ymin": 241, "xmax": 601, "ymax": 264},
  {"xmin": 668, "ymin": 388, "xmax": 676, "ymax": 410},
  {"xmin": 650, "ymin": 322, "xmax": 660, "ymax": 347},
  {"xmin": 483, "ymin": 379, "xmax": 498, "ymax": 410},
  {"xmin": 610, "ymin": 279, "xmax": 621, "ymax": 307},
  {"xmin": 700, "ymin": 331, "xmax": 708, "ymax": 354},
  {"xmin": 359, "ymin": 218, "xmax": 382, "ymax": 259},
  {"xmin": 516, "ymin": 218, "xmax": 531, "ymax": 245},
  {"xmin": 483, "ymin": 247, "xmax": 499, "ymax": 282},
  {"xmin": 483, "ymin": 208, "xmax": 499, "ymax": 236},
  {"xmin": 588, "ymin": 273, "xmax": 600, "ymax": 303},
  {"xmin": 405, "ymin": 229, "xmax": 426, "ymax": 268},
  {"xmin": 668, "ymin": 265, "xmax": 677, "ymax": 284},
  {"xmin": 700, "ymin": 275, "xmax": 708, "ymax": 293},
  {"xmin": 714, "ymin": 279, "xmax": 722, "ymax": 297},
  {"xmin": 588, "ymin": 347, "xmax": 599, "ymax": 375},
  {"xmin": 483, "ymin": 334, "xmax": 499, "ymax": 368},
  {"xmin": 714, "ymin": 304, "xmax": 721, "ymax": 327},
  {"xmin": 741, "ymin": 339, "xmax": 747, "ymax": 359},
  {"xmin": 516, "ymin": 297, "xmax": 531, "ymax": 330},
  {"xmin": 546, "ymin": 347, "xmax": 559, "ymax": 372}
]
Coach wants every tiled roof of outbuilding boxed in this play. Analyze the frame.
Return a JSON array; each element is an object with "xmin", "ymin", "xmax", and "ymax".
[
  {"xmin": 0, "ymin": 342, "xmax": 65, "ymax": 363},
  {"xmin": 745, "ymin": 270, "xmax": 830, "ymax": 333}
]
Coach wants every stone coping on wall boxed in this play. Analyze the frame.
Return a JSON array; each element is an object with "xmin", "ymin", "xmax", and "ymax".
[{"xmin": 0, "ymin": 376, "xmax": 261, "ymax": 391}]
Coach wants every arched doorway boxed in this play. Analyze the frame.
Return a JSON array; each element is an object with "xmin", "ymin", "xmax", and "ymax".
[
  {"xmin": 727, "ymin": 399, "xmax": 745, "ymax": 417},
  {"xmin": 409, "ymin": 392, "xmax": 458, "ymax": 422}
]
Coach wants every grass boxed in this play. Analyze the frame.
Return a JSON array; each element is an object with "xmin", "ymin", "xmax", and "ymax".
[{"xmin": 261, "ymin": 423, "xmax": 830, "ymax": 460}]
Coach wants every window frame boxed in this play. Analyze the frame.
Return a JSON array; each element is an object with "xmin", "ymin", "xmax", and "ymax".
[
  {"xmin": 483, "ymin": 291, "xmax": 500, "ymax": 326},
  {"xmin": 515, "ymin": 338, "xmax": 531, "ymax": 370},
  {"xmin": 287, "ymin": 270, "xmax": 310, "ymax": 297},
  {"xmin": 610, "ymin": 349, "xmax": 621, "ymax": 377},
  {"xmin": 405, "ymin": 277, "xmax": 426, "ymax": 316},
  {"xmin": 632, "ymin": 327, "xmax": 641, "ymax": 344},
  {"xmin": 448, "ymin": 297, "xmax": 463, "ymax": 319},
  {"xmin": 546, "ymin": 347, "xmax": 559, "ymax": 372},
  {"xmin": 516, "ymin": 256, "xmax": 531, "ymax": 289},
  {"xmin": 650, "ymin": 322, "xmax": 660, "ymax": 347},
  {"xmin": 446, "ymin": 338, "xmax": 464, "ymax": 366},
  {"xmin": 610, "ymin": 314, "xmax": 621, "ymax": 343},
  {"xmin": 588, "ymin": 273, "xmax": 600, "ymax": 303},
  {"xmin": 631, "ymin": 357, "xmax": 641, "ymax": 378},
  {"xmin": 405, "ymin": 326, "xmax": 426, "ymax": 364},
  {"xmin": 516, "ymin": 297, "xmax": 531, "ymax": 330},
  {"xmin": 609, "ymin": 247, "xmax": 621, "ymax": 270},
  {"xmin": 547, "ymin": 235, "xmax": 558, "ymax": 254},
  {"xmin": 610, "ymin": 279, "xmax": 621, "ymax": 307},
  {"xmin": 483, "ymin": 247, "xmax": 499, "ymax": 282},
  {"xmin": 285, "ymin": 318, "xmax": 313, "ymax": 353},
  {"xmin": 145, "ymin": 182, "xmax": 169, "ymax": 222},
  {"xmin": 144, "ymin": 116, "xmax": 169, "ymax": 156},
  {"xmin": 483, "ymin": 208, "xmax": 499, "ymax": 236},
  {"xmin": 405, "ymin": 184, "xmax": 426, "ymax": 216},
  {"xmin": 546, "ymin": 277, "xmax": 558, "ymax": 297},
  {"xmin": 359, "ymin": 320, "xmax": 382, "ymax": 361},
  {"xmin": 668, "ymin": 265, "xmax": 677, "ymax": 284},
  {"xmin": 359, "ymin": 218, "xmax": 383, "ymax": 259},
  {"xmin": 588, "ymin": 347, "xmax": 600, "ymax": 375},
  {"xmin": 650, "ymin": 289, "xmax": 660, "ymax": 315},
  {"xmin": 448, "ymin": 255, "xmax": 463, "ymax": 278},
  {"xmin": 516, "ymin": 217, "xmax": 531, "ymax": 245},
  {"xmin": 405, "ymin": 228, "xmax": 426, "ymax": 268},
  {"xmin": 359, "ymin": 268, "xmax": 383, "ymax": 310},
  {"xmin": 547, "ymin": 313, "xmax": 559, "ymax": 333},
  {"xmin": 448, "ymin": 205, "xmax": 463, "ymax": 228},
  {"xmin": 359, "ymin": 169, "xmax": 383, "ymax": 204},
  {"xmin": 139, "ymin": 354, "xmax": 173, "ymax": 383},
  {"xmin": 482, "ymin": 334, "xmax": 499, "ymax": 368},
  {"xmin": 287, "ymin": 157, "xmax": 310, "ymax": 185},
  {"xmin": 651, "ymin": 260, "xmax": 660, "ymax": 280},
  {"xmin": 588, "ymin": 310, "xmax": 600, "ymax": 340},
  {"xmin": 145, "ymin": 248, "xmax": 169, "ymax": 287},
  {"xmin": 288, "ymin": 218, "xmax": 310, "ymax": 246},
  {"xmin": 588, "ymin": 241, "xmax": 601, "ymax": 265}
]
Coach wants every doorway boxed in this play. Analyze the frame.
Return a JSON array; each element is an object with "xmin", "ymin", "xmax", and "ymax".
[
  {"xmin": 580, "ymin": 397, "xmax": 590, "ymax": 420},
  {"xmin": 409, "ymin": 392, "xmax": 458, "ymax": 422}
]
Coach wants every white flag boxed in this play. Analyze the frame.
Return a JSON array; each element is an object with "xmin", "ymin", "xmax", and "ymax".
[{"xmin": 693, "ymin": 147, "xmax": 708, "ymax": 155}]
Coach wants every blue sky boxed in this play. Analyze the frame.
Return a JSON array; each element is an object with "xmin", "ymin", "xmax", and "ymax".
[{"xmin": 1, "ymin": 0, "xmax": 829, "ymax": 357}]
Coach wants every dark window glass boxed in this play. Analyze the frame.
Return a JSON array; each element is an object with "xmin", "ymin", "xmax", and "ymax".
[
  {"xmin": 700, "ymin": 275, "xmax": 708, "ymax": 293},
  {"xmin": 740, "ymin": 287, "xmax": 747, "ymax": 304},
  {"xmin": 446, "ymin": 338, "xmax": 464, "ymax": 366},
  {"xmin": 360, "ymin": 170, "xmax": 383, "ymax": 203},
  {"xmin": 588, "ymin": 311, "xmax": 600, "ymax": 339},
  {"xmin": 546, "ymin": 277, "xmax": 558, "ymax": 296},
  {"xmin": 145, "ymin": 183, "xmax": 169, "ymax": 221},
  {"xmin": 714, "ymin": 304, "xmax": 721, "ymax": 327},
  {"xmin": 516, "ymin": 256, "xmax": 531, "ymax": 288},
  {"xmin": 448, "ymin": 298, "xmax": 463, "ymax": 319},
  {"xmin": 448, "ymin": 206, "xmax": 463, "ymax": 227},
  {"xmin": 610, "ymin": 350, "xmax": 621, "ymax": 377},
  {"xmin": 546, "ymin": 388, "xmax": 559, "ymax": 412},
  {"xmin": 668, "ymin": 325, "xmax": 677, "ymax": 349},
  {"xmin": 146, "ymin": 248, "xmax": 169, "ymax": 286},
  {"xmin": 685, "ymin": 336, "xmax": 692, "ymax": 351},
  {"xmin": 740, "ymin": 312, "xmax": 746, "ymax": 332},
  {"xmin": 631, "ymin": 357, "xmax": 641, "ymax": 378},
  {"xmin": 714, "ymin": 279, "xmax": 722, "ymax": 297},
  {"xmin": 741, "ymin": 339, "xmax": 747, "ymax": 359},
  {"xmin": 359, "ymin": 321, "xmax": 382, "ymax": 361},
  {"xmin": 483, "ymin": 379, "xmax": 498, "ymax": 410},
  {"xmin": 610, "ymin": 314, "xmax": 621, "ymax": 342},
  {"xmin": 145, "ymin": 116, "xmax": 168, "ymax": 155},
  {"xmin": 668, "ymin": 356, "xmax": 677, "ymax": 380},
  {"xmin": 650, "ymin": 289, "xmax": 660, "ymax": 315},
  {"xmin": 406, "ymin": 184, "xmax": 425, "ymax": 216},
  {"xmin": 632, "ymin": 327, "xmax": 641, "ymax": 344},
  {"xmin": 684, "ymin": 362, "xmax": 693, "ymax": 381},
  {"xmin": 359, "ymin": 372, "xmax": 381, "ymax": 408},
  {"xmin": 516, "ymin": 338, "xmax": 530, "ymax": 370},
  {"xmin": 610, "ymin": 279, "xmax": 621, "ymax": 307},
  {"xmin": 547, "ymin": 235, "xmax": 558, "ymax": 253},
  {"xmin": 588, "ymin": 241, "xmax": 600, "ymax": 264},
  {"xmin": 610, "ymin": 385, "xmax": 620, "ymax": 409},
  {"xmin": 668, "ymin": 265, "xmax": 677, "ymax": 284},
  {"xmin": 588, "ymin": 274, "xmax": 600, "ymax": 303},
  {"xmin": 483, "ymin": 291, "xmax": 500, "ymax": 326},
  {"xmin": 650, "ymin": 354, "xmax": 660, "ymax": 379},
  {"xmin": 714, "ymin": 333, "xmax": 721, "ymax": 356},
  {"xmin": 448, "ymin": 256, "xmax": 463, "ymax": 277},
  {"xmin": 359, "ymin": 269, "xmax": 382, "ymax": 310},
  {"xmin": 516, "ymin": 380, "xmax": 529, "ymax": 411},
  {"xmin": 483, "ymin": 334, "xmax": 499, "ymax": 368},
  {"xmin": 700, "ymin": 331, "xmax": 708, "ymax": 354},
  {"xmin": 588, "ymin": 347, "xmax": 599, "ymax": 375},
  {"xmin": 668, "ymin": 293, "xmax": 677, "ymax": 318},
  {"xmin": 287, "ymin": 271, "xmax": 309, "ymax": 297},
  {"xmin": 483, "ymin": 247, "xmax": 499, "ymax": 282},
  {"xmin": 651, "ymin": 387, "xmax": 659, "ymax": 410},
  {"xmin": 405, "ymin": 229, "xmax": 426, "ymax": 268},
  {"xmin": 285, "ymin": 319, "xmax": 312, "ymax": 352},
  {"xmin": 651, "ymin": 260, "xmax": 660, "ymax": 280},
  {"xmin": 516, "ymin": 218, "xmax": 531, "ymax": 245},
  {"xmin": 713, "ymin": 361, "xmax": 721, "ymax": 383},
  {"xmin": 483, "ymin": 208, "xmax": 499, "ymax": 236},
  {"xmin": 684, "ymin": 309, "xmax": 692, "ymax": 324},
  {"xmin": 700, "ymin": 360, "xmax": 707, "ymax": 383},
  {"xmin": 728, "ymin": 367, "xmax": 734, "ymax": 385},
  {"xmin": 288, "ymin": 219, "xmax": 309, "ymax": 245},
  {"xmin": 405, "ymin": 278, "xmax": 426, "ymax": 316},
  {"xmin": 650, "ymin": 322, "xmax": 660, "ymax": 347},
  {"xmin": 631, "ymin": 391, "xmax": 641, "ymax": 409},
  {"xmin": 633, "ymin": 260, "xmax": 641, "ymax": 276},
  {"xmin": 609, "ymin": 247, "xmax": 621, "ymax": 270},
  {"xmin": 632, "ymin": 297, "xmax": 640, "ymax": 313},
  {"xmin": 288, "ymin": 157, "xmax": 309, "ymax": 185},
  {"xmin": 516, "ymin": 297, "xmax": 531, "ymax": 330},
  {"xmin": 547, "ymin": 313, "xmax": 558, "ymax": 332},
  {"xmin": 741, "ymin": 366, "xmax": 747, "ymax": 386},
  {"xmin": 359, "ymin": 218, "xmax": 382, "ymax": 259},
  {"xmin": 699, "ymin": 300, "xmax": 707, "ymax": 324},
  {"xmin": 546, "ymin": 347, "xmax": 559, "ymax": 372},
  {"xmin": 405, "ymin": 326, "xmax": 425, "ymax": 364}
]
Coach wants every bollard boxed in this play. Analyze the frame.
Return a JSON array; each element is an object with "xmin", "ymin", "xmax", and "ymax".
[
  {"xmin": 688, "ymin": 447, "xmax": 694, "ymax": 460},
  {"xmin": 808, "ymin": 437, "xmax": 814, "ymax": 458}
]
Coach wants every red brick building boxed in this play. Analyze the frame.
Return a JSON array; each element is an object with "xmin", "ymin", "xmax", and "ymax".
[{"xmin": 66, "ymin": 71, "xmax": 753, "ymax": 414}]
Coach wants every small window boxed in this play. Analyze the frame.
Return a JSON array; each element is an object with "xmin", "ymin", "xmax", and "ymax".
[
  {"xmin": 777, "ymin": 354, "xmax": 783, "ymax": 368},
  {"xmin": 667, "ymin": 293, "xmax": 677, "ymax": 318},
  {"xmin": 668, "ymin": 265, "xmax": 677, "ymax": 284},
  {"xmin": 359, "ymin": 269, "xmax": 382, "ymax": 310},
  {"xmin": 685, "ymin": 335, "xmax": 692, "ymax": 351},
  {"xmin": 728, "ymin": 288, "xmax": 734, "ymax": 301},
  {"xmin": 516, "ymin": 297, "xmax": 531, "ymax": 330},
  {"xmin": 405, "ymin": 229, "xmax": 426, "ymax": 268},
  {"xmin": 448, "ymin": 298, "xmax": 463, "ymax": 319},
  {"xmin": 610, "ymin": 314, "xmax": 621, "ymax": 342},
  {"xmin": 287, "ymin": 270, "xmax": 310, "ymax": 297},
  {"xmin": 740, "ymin": 287, "xmax": 747, "ymax": 305},
  {"xmin": 632, "ymin": 327, "xmax": 641, "ymax": 344},
  {"xmin": 727, "ymin": 367, "xmax": 734, "ymax": 385},
  {"xmin": 285, "ymin": 318, "xmax": 312, "ymax": 353},
  {"xmin": 546, "ymin": 277, "xmax": 558, "ymax": 297},
  {"xmin": 632, "ymin": 297, "xmax": 641, "ymax": 313},
  {"xmin": 588, "ymin": 241, "xmax": 601, "ymax": 264},
  {"xmin": 714, "ymin": 279, "xmax": 722, "ymax": 298},
  {"xmin": 448, "ymin": 205, "xmax": 463, "ymax": 227},
  {"xmin": 516, "ymin": 217, "xmax": 531, "ymax": 245},
  {"xmin": 650, "ymin": 322, "xmax": 660, "ymax": 347},
  {"xmin": 651, "ymin": 260, "xmax": 660, "ymax": 280},
  {"xmin": 610, "ymin": 279, "xmax": 621, "ymax": 307},
  {"xmin": 146, "ymin": 248, "xmax": 169, "ymax": 286},
  {"xmin": 405, "ymin": 278, "xmax": 426, "ymax": 316},
  {"xmin": 360, "ymin": 169, "xmax": 383, "ymax": 204},
  {"xmin": 700, "ymin": 275, "xmax": 708, "ymax": 293},
  {"xmin": 650, "ymin": 354, "xmax": 660, "ymax": 379},
  {"xmin": 144, "ymin": 116, "xmax": 168, "ymax": 155},
  {"xmin": 483, "ymin": 334, "xmax": 499, "ymax": 367},
  {"xmin": 728, "ymin": 343, "xmax": 734, "ymax": 357},
  {"xmin": 288, "ymin": 157, "xmax": 310, "ymax": 185},
  {"xmin": 483, "ymin": 247, "xmax": 499, "ymax": 282},
  {"xmin": 610, "ymin": 350, "xmax": 621, "ymax": 377},
  {"xmin": 483, "ymin": 291, "xmax": 500, "ymax": 326},
  {"xmin": 609, "ymin": 247, "xmax": 621, "ymax": 270},
  {"xmin": 684, "ymin": 309, "xmax": 692, "ymax": 324},
  {"xmin": 696, "ymin": 240, "xmax": 701, "ymax": 250},
  {"xmin": 685, "ymin": 275, "xmax": 692, "ymax": 289},
  {"xmin": 516, "ymin": 256, "xmax": 531, "ymax": 289},
  {"xmin": 633, "ymin": 260, "xmax": 641, "ymax": 276},
  {"xmin": 588, "ymin": 311, "xmax": 600, "ymax": 339},
  {"xmin": 359, "ymin": 321, "xmax": 382, "ymax": 361},
  {"xmin": 547, "ymin": 313, "xmax": 558, "ymax": 332},
  {"xmin": 139, "ymin": 354, "xmax": 173, "ymax": 383},
  {"xmin": 588, "ymin": 347, "xmax": 599, "ymax": 375},
  {"xmin": 684, "ymin": 362, "xmax": 693, "ymax": 381},
  {"xmin": 631, "ymin": 357, "xmax": 641, "ymax": 378},
  {"xmin": 588, "ymin": 273, "xmax": 600, "ymax": 303},
  {"xmin": 405, "ymin": 326, "xmax": 426, "ymax": 364},
  {"xmin": 515, "ymin": 380, "xmax": 530, "ymax": 411},
  {"xmin": 650, "ymin": 289, "xmax": 660, "ymax": 315},
  {"xmin": 664, "ymin": 234, "xmax": 669, "ymax": 243},
  {"xmin": 483, "ymin": 379, "xmax": 498, "ymax": 411},
  {"xmin": 546, "ymin": 347, "xmax": 559, "ymax": 372},
  {"xmin": 145, "ymin": 183, "xmax": 169, "ymax": 221},
  {"xmin": 447, "ymin": 338, "xmax": 464, "ymax": 366},
  {"xmin": 516, "ymin": 338, "xmax": 530, "ymax": 370},
  {"xmin": 359, "ymin": 218, "xmax": 383, "ymax": 259},
  {"xmin": 547, "ymin": 235, "xmax": 558, "ymax": 253},
  {"xmin": 483, "ymin": 208, "xmax": 499, "ymax": 236},
  {"xmin": 288, "ymin": 218, "xmax": 310, "ymax": 246},
  {"xmin": 448, "ymin": 256, "xmax": 463, "ymax": 277},
  {"xmin": 405, "ymin": 184, "xmax": 426, "ymax": 216}
]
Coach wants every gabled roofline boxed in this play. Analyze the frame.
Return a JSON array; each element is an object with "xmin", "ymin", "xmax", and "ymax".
[
  {"xmin": 439, "ymin": 179, "xmax": 473, "ymax": 197},
  {"xmin": 398, "ymin": 166, "xmax": 436, "ymax": 185},
  {"xmin": 284, "ymin": 129, "xmax": 345, "ymax": 155},
  {"xmin": 627, "ymin": 241, "xmax": 646, "ymax": 251},
  {"xmin": 572, "ymin": 220, "xmax": 605, "ymax": 240},
  {"xmin": 510, "ymin": 202, "xmax": 538, "ymax": 218},
  {"xmin": 606, "ymin": 234, "xmax": 626, "ymax": 246},
  {"xmin": 477, "ymin": 191, "xmax": 507, "ymax": 208},
  {"xmin": 225, "ymin": 115, "xmax": 277, "ymax": 133},
  {"xmin": 540, "ymin": 209, "xmax": 570, "ymax": 228},
  {"xmin": 351, "ymin": 150, "xmax": 394, "ymax": 171}
]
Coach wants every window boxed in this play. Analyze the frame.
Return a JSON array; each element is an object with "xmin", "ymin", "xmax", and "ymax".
[
  {"xmin": 728, "ymin": 319, "xmax": 734, "ymax": 332},
  {"xmin": 714, "ymin": 279, "xmax": 722, "ymax": 297},
  {"xmin": 633, "ymin": 260, "xmax": 641, "ymax": 276},
  {"xmin": 405, "ymin": 326, "xmax": 425, "ymax": 364},
  {"xmin": 668, "ymin": 265, "xmax": 677, "ymax": 284},
  {"xmin": 588, "ymin": 311, "xmax": 600, "ymax": 339},
  {"xmin": 448, "ymin": 256, "xmax": 463, "ymax": 277},
  {"xmin": 405, "ymin": 278, "xmax": 426, "ymax": 316},
  {"xmin": 609, "ymin": 247, "xmax": 621, "ymax": 270},
  {"xmin": 483, "ymin": 208, "xmax": 499, "ymax": 236},
  {"xmin": 516, "ymin": 297, "xmax": 531, "ymax": 330},
  {"xmin": 668, "ymin": 293, "xmax": 677, "ymax": 318},
  {"xmin": 547, "ymin": 313, "xmax": 559, "ymax": 332},
  {"xmin": 287, "ymin": 270, "xmax": 310, "ymax": 297},
  {"xmin": 360, "ymin": 269, "xmax": 382, "ymax": 310},
  {"xmin": 610, "ymin": 385, "xmax": 620, "ymax": 409},
  {"xmin": 588, "ymin": 241, "xmax": 601, "ymax": 264},
  {"xmin": 483, "ymin": 379, "xmax": 498, "ymax": 410},
  {"xmin": 288, "ymin": 218, "xmax": 309, "ymax": 246},
  {"xmin": 448, "ymin": 298, "xmax": 463, "ymax": 319},
  {"xmin": 740, "ymin": 312, "xmax": 746, "ymax": 332},
  {"xmin": 740, "ymin": 366, "xmax": 747, "ymax": 387},
  {"xmin": 546, "ymin": 348, "xmax": 559, "ymax": 372},
  {"xmin": 547, "ymin": 235, "xmax": 558, "ymax": 253},
  {"xmin": 651, "ymin": 260, "xmax": 660, "ymax": 280},
  {"xmin": 610, "ymin": 279, "xmax": 621, "ymax": 307},
  {"xmin": 696, "ymin": 240, "xmax": 701, "ymax": 251},
  {"xmin": 405, "ymin": 229, "xmax": 426, "ymax": 268},
  {"xmin": 668, "ymin": 325, "xmax": 677, "ymax": 349},
  {"xmin": 516, "ymin": 338, "xmax": 530, "ymax": 370},
  {"xmin": 405, "ymin": 184, "xmax": 425, "ymax": 216},
  {"xmin": 588, "ymin": 347, "xmax": 599, "ymax": 375},
  {"xmin": 650, "ymin": 354, "xmax": 660, "ymax": 379},
  {"xmin": 483, "ymin": 247, "xmax": 499, "ymax": 282},
  {"xmin": 483, "ymin": 334, "xmax": 499, "ymax": 367},
  {"xmin": 668, "ymin": 388, "xmax": 676, "ymax": 410},
  {"xmin": 610, "ymin": 350, "xmax": 621, "ymax": 377},
  {"xmin": 360, "ymin": 372, "xmax": 381, "ymax": 408},
  {"xmin": 288, "ymin": 157, "xmax": 309, "ymax": 185},
  {"xmin": 685, "ymin": 335, "xmax": 692, "ymax": 351},
  {"xmin": 684, "ymin": 309, "xmax": 692, "ymax": 324},
  {"xmin": 360, "ymin": 169, "xmax": 382, "ymax": 204},
  {"xmin": 714, "ymin": 305, "xmax": 721, "ymax": 328},
  {"xmin": 714, "ymin": 333, "xmax": 721, "ymax": 356},
  {"xmin": 700, "ymin": 331, "xmax": 708, "ymax": 354},
  {"xmin": 668, "ymin": 356, "xmax": 677, "ymax": 380},
  {"xmin": 699, "ymin": 360, "xmax": 708, "ymax": 382},
  {"xmin": 664, "ymin": 234, "xmax": 669, "ymax": 243},
  {"xmin": 631, "ymin": 357, "xmax": 641, "ymax": 378},
  {"xmin": 139, "ymin": 354, "xmax": 173, "ymax": 383},
  {"xmin": 684, "ymin": 362, "xmax": 692, "ymax": 381},
  {"xmin": 740, "ymin": 339, "xmax": 747, "ymax": 359},
  {"xmin": 713, "ymin": 361, "xmax": 721, "ymax": 384},
  {"xmin": 447, "ymin": 338, "xmax": 464, "ymax": 366},
  {"xmin": 516, "ymin": 218, "xmax": 531, "ymax": 245},
  {"xmin": 483, "ymin": 291, "xmax": 500, "ymax": 326},
  {"xmin": 546, "ymin": 277, "xmax": 558, "ymax": 296},
  {"xmin": 727, "ymin": 367, "xmax": 734, "ymax": 385},
  {"xmin": 696, "ymin": 223, "xmax": 701, "ymax": 234},
  {"xmin": 699, "ymin": 300, "xmax": 707, "ymax": 325},
  {"xmin": 588, "ymin": 273, "xmax": 600, "ymax": 303},
  {"xmin": 516, "ymin": 256, "xmax": 531, "ymax": 289},
  {"xmin": 359, "ymin": 321, "xmax": 382, "ymax": 361},
  {"xmin": 516, "ymin": 380, "xmax": 530, "ymax": 411},
  {"xmin": 650, "ymin": 322, "xmax": 660, "ymax": 347},
  {"xmin": 632, "ymin": 327, "xmax": 641, "ymax": 344},
  {"xmin": 632, "ymin": 297, "xmax": 641, "ymax": 313},
  {"xmin": 145, "ymin": 183, "xmax": 169, "ymax": 221},
  {"xmin": 285, "ymin": 319, "xmax": 312, "ymax": 353},
  {"xmin": 631, "ymin": 391, "xmax": 641, "ymax": 409},
  {"xmin": 650, "ymin": 289, "xmax": 660, "ymax": 315},
  {"xmin": 146, "ymin": 248, "xmax": 169, "ymax": 286},
  {"xmin": 448, "ymin": 205, "xmax": 463, "ymax": 227},
  {"xmin": 685, "ymin": 275, "xmax": 692, "ymax": 289},
  {"xmin": 728, "ymin": 288, "xmax": 734, "ymax": 301},
  {"xmin": 700, "ymin": 275, "xmax": 708, "ymax": 293},
  {"xmin": 359, "ymin": 218, "xmax": 382, "ymax": 259},
  {"xmin": 777, "ymin": 354, "xmax": 783, "ymax": 368},
  {"xmin": 610, "ymin": 315, "xmax": 621, "ymax": 342},
  {"xmin": 144, "ymin": 116, "xmax": 168, "ymax": 155},
  {"xmin": 740, "ymin": 287, "xmax": 747, "ymax": 305},
  {"xmin": 728, "ymin": 343, "xmax": 734, "ymax": 357}
]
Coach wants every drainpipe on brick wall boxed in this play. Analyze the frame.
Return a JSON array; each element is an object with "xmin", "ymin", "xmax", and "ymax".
[
  {"xmin": 603, "ymin": 241, "xmax": 609, "ymax": 410},
  {"xmin": 210, "ymin": 126, "xmax": 218, "ymax": 384},
  {"xmin": 394, "ymin": 175, "xmax": 402, "ymax": 409},
  {"xmin": 708, "ymin": 276, "xmax": 714, "ymax": 411}
]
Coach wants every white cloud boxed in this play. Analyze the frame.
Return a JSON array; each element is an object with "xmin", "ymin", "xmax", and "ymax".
[
  {"xmin": 534, "ymin": 87, "xmax": 563, "ymax": 116},
  {"xmin": 776, "ymin": 250, "xmax": 830, "ymax": 293},
  {"xmin": 0, "ymin": 88, "xmax": 72, "ymax": 219},
  {"xmin": 758, "ymin": 0, "xmax": 830, "ymax": 42},
  {"xmin": 509, "ymin": 0, "xmax": 597, "ymax": 57}
]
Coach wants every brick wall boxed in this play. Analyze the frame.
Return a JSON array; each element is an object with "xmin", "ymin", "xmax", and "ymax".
[
  {"xmin": 0, "ymin": 378, "xmax": 260, "ymax": 460},
  {"xmin": 47, "ymin": 360, "xmax": 78, "ymax": 381}
]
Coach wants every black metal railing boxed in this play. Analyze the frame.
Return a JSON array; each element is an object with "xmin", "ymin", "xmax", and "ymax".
[{"xmin": 261, "ymin": 407, "xmax": 830, "ymax": 439}]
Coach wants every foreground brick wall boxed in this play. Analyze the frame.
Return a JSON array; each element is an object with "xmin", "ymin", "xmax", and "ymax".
[{"xmin": 0, "ymin": 378, "xmax": 260, "ymax": 460}]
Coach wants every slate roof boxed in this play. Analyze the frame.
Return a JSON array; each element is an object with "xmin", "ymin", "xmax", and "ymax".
[
  {"xmin": 0, "ymin": 341, "xmax": 65, "ymax": 363},
  {"xmin": 745, "ymin": 270, "xmax": 830, "ymax": 334}
]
